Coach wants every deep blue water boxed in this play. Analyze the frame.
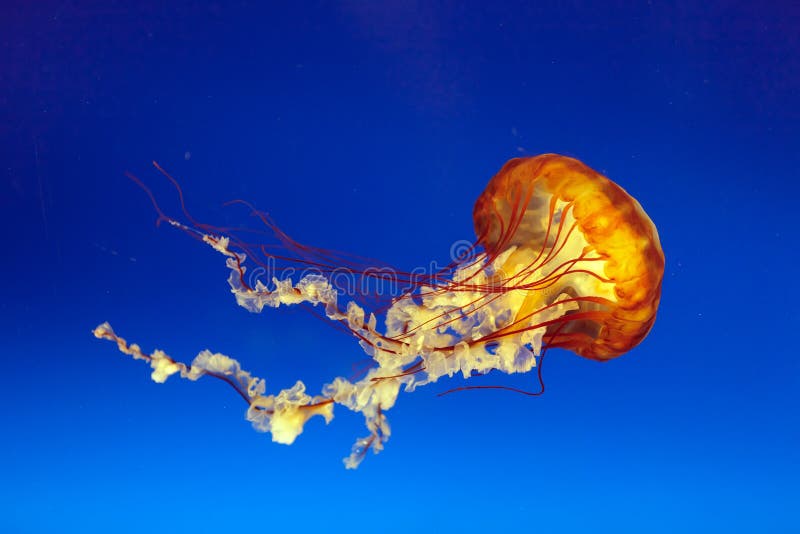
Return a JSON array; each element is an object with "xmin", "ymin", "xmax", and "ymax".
[{"xmin": 2, "ymin": 2, "xmax": 798, "ymax": 533}]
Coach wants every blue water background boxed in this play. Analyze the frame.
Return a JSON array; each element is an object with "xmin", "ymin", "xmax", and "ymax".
[{"xmin": 2, "ymin": 2, "xmax": 798, "ymax": 532}]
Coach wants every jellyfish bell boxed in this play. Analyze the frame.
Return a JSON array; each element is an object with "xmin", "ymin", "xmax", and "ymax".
[
  {"xmin": 472, "ymin": 154, "xmax": 664, "ymax": 361},
  {"xmin": 95, "ymin": 153, "xmax": 664, "ymax": 468}
]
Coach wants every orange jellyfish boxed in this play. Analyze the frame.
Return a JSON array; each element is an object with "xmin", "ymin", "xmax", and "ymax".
[{"xmin": 95, "ymin": 154, "xmax": 664, "ymax": 468}]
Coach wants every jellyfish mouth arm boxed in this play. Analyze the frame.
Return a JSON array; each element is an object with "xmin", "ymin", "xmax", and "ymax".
[
  {"xmin": 93, "ymin": 229, "xmax": 608, "ymax": 469},
  {"xmin": 195, "ymin": 227, "xmax": 411, "ymax": 358},
  {"xmin": 93, "ymin": 321, "xmax": 406, "ymax": 469}
]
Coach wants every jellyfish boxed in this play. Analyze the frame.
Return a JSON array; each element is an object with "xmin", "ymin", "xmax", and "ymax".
[{"xmin": 95, "ymin": 154, "xmax": 664, "ymax": 468}]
